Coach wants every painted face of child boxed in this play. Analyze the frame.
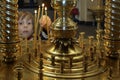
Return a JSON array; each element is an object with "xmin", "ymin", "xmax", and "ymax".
[{"xmin": 18, "ymin": 17, "xmax": 33, "ymax": 39}]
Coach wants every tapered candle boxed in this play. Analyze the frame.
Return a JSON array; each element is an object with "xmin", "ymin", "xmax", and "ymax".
[
  {"xmin": 34, "ymin": 10, "xmax": 37, "ymax": 50},
  {"xmin": 20, "ymin": 39, "xmax": 22, "ymax": 56},
  {"xmin": 41, "ymin": 3, "xmax": 45, "ymax": 16},
  {"xmin": 39, "ymin": 3, "xmax": 44, "ymax": 51},
  {"xmin": 54, "ymin": 10, "xmax": 56, "ymax": 21},
  {"xmin": 45, "ymin": 7, "xmax": 47, "ymax": 15},
  {"xmin": 37, "ymin": 5, "xmax": 41, "ymax": 35},
  {"xmin": 40, "ymin": 3, "xmax": 45, "ymax": 35},
  {"xmin": 25, "ymin": 38, "xmax": 28, "ymax": 53},
  {"xmin": 39, "ymin": 28, "xmax": 42, "ymax": 53},
  {"xmin": 39, "ymin": 37, "xmax": 42, "ymax": 52},
  {"xmin": 45, "ymin": 6, "xmax": 49, "ymax": 41},
  {"xmin": 34, "ymin": 10, "xmax": 37, "ymax": 36}
]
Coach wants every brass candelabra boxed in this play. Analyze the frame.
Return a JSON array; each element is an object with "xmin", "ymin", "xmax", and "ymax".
[
  {"xmin": 18, "ymin": 0, "xmax": 107, "ymax": 79},
  {"xmin": 0, "ymin": 0, "xmax": 120, "ymax": 80}
]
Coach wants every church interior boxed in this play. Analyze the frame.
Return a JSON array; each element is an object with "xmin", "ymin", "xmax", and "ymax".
[{"xmin": 0, "ymin": 0, "xmax": 120, "ymax": 80}]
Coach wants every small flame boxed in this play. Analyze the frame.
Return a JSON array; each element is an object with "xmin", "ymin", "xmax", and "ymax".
[
  {"xmin": 42, "ymin": 3, "xmax": 45, "ymax": 7},
  {"xmin": 45, "ymin": 7, "xmax": 47, "ymax": 11},
  {"xmin": 91, "ymin": 0, "xmax": 94, "ymax": 2}
]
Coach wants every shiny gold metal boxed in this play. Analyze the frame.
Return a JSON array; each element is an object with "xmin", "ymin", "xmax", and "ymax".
[
  {"xmin": 88, "ymin": 3, "xmax": 104, "ymax": 56},
  {"xmin": 88, "ymin": 6, "xmax": 104, "ymax": 30},
  {"xmin": 51, "ymin": 0, "xmax": 77, "ymax": 38},
  {"xmin": 0, "ymin": 0, "xmax": 120, "ymax": 80},
  {"xmin": 104, "ymin": 0, "xmax": 120, "ymax": 58},
  {"xmin": 20, "ymin": 0, "xmax": 107, "ymax": 79},
  {"xmin": 42, "ymin": 0, "xmax": 107, "ymax": 79},
  {"xmin": 0, "ymin": 0, "xmax": 20, "ymax": 63}
]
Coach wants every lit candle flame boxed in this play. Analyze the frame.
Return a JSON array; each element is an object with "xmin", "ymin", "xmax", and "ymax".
[
  {"xmin": 91, "ymin": 0, "xmax": 94, "ymax": 2},
  {"xmin": 34, "ymin": 10, "xmax": 37, "ymax": 50},
  {"xmin": 42, "ymin": 3, "xmax": 45, "ymax": 8},
  {"xmin": 41, "ymin": 3, "xmax": 45, "ymax": 16},
  {"xmin": 45, "ymin": 7, "xmax": 47, "ymax": 15}
]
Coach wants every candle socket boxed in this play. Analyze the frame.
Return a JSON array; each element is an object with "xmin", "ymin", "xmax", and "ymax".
[
  {"xmin": 69, "ymin": 57, "xmax": 73, "ymax": 68},
  {"xmin": 14, "ymin": 63, "xmax": 24, "ymax": 80},
  {"xmin": 83, "ymin": 55, "xmax": 88, "ymax": 72},
  {"xmin": 34, "ymin": 48, "xmax": 38, "ymax": 57},
  {"xmin": 39, "ymin": 70, "xmax": 43, "ymax": 80},
  {"xmin": 39, "ymin": 58, "xmax": 43, "ymax": 69},
  {"xmin": 79, "ymin": 32, "xmax": 85, "ymax": 48},
  {"xmin": 51, "ymin": 55, "xmax": 55, "ymax": 66},
  {"xmin": 90, "ymin": 48, "xmax": 94, "ymax": 61},
  {"xmin": 108, "ymin": 67, "xmax": 113, "ymax": 80},
  {"xmin": 60, "ymin": 62, "xmax": 64, "ymax": 73},
  {"xmin": 28, "ymin": 53, "xmax": 31, "ymax": 63}
]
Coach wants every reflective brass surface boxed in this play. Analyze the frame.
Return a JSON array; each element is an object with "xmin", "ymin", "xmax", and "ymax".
[
  {"xmin": 51, "ymin": 0, "xmax": 77, "ymax": 38},
  {"xmin": 0, "ymin": 0, "xmax": 20, "ymax": 63},
  {"xmin": 88, "ymin": 6, "xmax": 104, "ymax": 30},
  {"xmin": 104, "ymin": 0, "xmax": 120, "ymax": 58},
  {"xmin": 0, "ymin": 0, "xmax": 120, "ymax": 80},
  {"xmin": 20, "ymin": 0, "xmax": 107, "ymax": 79}
]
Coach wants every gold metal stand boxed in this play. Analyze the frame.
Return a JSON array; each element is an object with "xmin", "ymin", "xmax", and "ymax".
[
  {"xmin": 21, "ymin": 0, "xmax": 107, "ymax": 79},
  {"xmin": 0, "ymin": 0, "xmax": 20, "ymax": 63},
  {"xmin": 0, "ymin": 0, "xmax": 120, "ymax": 80},
  {"xmin": 104, "ymin": 0, "xmax": 120, "ymax": 58}
]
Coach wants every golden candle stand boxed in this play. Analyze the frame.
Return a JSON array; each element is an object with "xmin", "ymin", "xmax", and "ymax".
[{"xmin": 0, "ymin": 0, "xmax": 120, "ymax": 80}]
